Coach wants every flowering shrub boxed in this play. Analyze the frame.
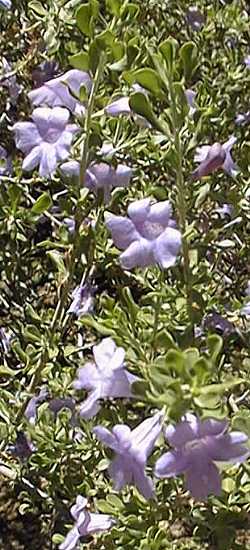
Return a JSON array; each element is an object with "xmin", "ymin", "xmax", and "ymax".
[{"xmin": 0, "ymin": 1, "xmax": 250, "ymax": 549}]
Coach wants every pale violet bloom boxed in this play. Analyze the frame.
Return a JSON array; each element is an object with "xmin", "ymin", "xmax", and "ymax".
[
  {"xmin": 74, "ymin": 337, "xmax": 137, "ymax": 419},
  {"xmin": 105, "ymin": 84, "xmax": 151, "ymax": 127},
  {"xmin": 1, "ymin": 58, "xmax": 22, "ymax": 103},
  {"xmin": 241, "ymin": 302, "xmax": 250, "ymax": 317},
  {"xmin": 61, "ymin": 160, "xmax": 132, "ymax": 203},
  {"xmin": 68, "ymin": 283, "xmax": 95, "ymax": 318},
  {"xmin": 0, "ymin": 145, "xmax": 12, "ymax": 176},
  {"xmin": 105, "ymin": 198, "xmax": 181, "ymax": 270},
  {"xmin": 28, "ymin": 69, "xmax": 92, "ymax": 115},
  {"xmin": 25, "ymin": 387, "xmax": 49, "ymax": 424},
  {"xmin": 13, "ymin": 107, "xmax": 79, "ymax": 177},
  {"xmin": 9, "ymin": 432, "xmax": 35, "ymax": 461},
  {"xmin": 93, "ymin": 411, "xmax": 163, "ymax": 499},
  {"xmin": 155, "ymin": 413, "xmax": 249, "ymax": 501},
  {"xmin": 0, "ymin": 0, "xmax": 11, "ymax": 8},
  {"xmin": 192, "ymin": 136, "xmax": 238, "ymax": 180},
  {"xmin": 235, "ymin": 111, "xmax": 250, "ymax": 126},
  {"xmin": 186, "ymin": 6, "xmax": 205, "ymax": 30},
  {"xmin": 59, "ymin": 495, "xmax": 115, "ymax": 550},
  {"xmin": 185, "ymin": 89, "xmax": 196, "ymax": 115},
  {"xmin": 244, "ymin": 55, "xmax": 250, "ymax": 68}
]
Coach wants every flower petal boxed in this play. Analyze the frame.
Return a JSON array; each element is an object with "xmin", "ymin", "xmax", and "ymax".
[
  {"xmin": 79, "ymin": 390, "xmax": 101, "ymax": 419},
  {"xmin": 13, "ymin": 122, "xmax": 42, "ymax": 153},
  {"xmin": 105, "ymin": 213, "xmax": 139, "ymax": 249},
  {"xmin": 105, "ymin": 97, "xmax": 131, "ymax": 116},
  {"xmin": 154, "ymin": 227, "xmax": 181, "ymax": 269},
  {"xmin": 147, "ymin": 201, "xmax": 172, "ymax": 226},
  {"xmin": 22, "ymin": 146, "xmax": 42, "ymax": 172},
  {"xmin": 120, "ymin": 238, "xmax": 154, "ymax": 269},
  {"xmin": 127, "ymin": 198, "xmax": 151, "ymax": 225},
  {"xmin": 185, "ymin": 460, "xmax": 221, "ymax": 500},
  {"xmin": 93, "ymin": 425, "xmax": 120, "ymax": 453},
  {"xmin": 132, "ymin": 411, "xmax": 163, "ymax": 458},
  {"xmin": 164, "ymin": 415, "xmax": 200, "ymax": 447},
  {"xmin": 59, "ymin": 526, "xmax": 80, "ymax": 550},
  {"xmin": 155, "ymin": 450, "xmax": 188, "ymax": 478}
]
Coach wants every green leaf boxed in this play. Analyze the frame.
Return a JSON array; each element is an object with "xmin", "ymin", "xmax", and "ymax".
[
  {"xmin": 69, "ymin": 52, "xmax": 89, "ymax": 71},
  {"xmin": 123, "ymin": 68, "xmax": 163, "ymax": 97},
  {"xmin": 159, "ymin": 37, "xmax": 179, "ymax": 72},
  {"xmin": 29, "ymin": 1, "xmax": 47, "ymax": 16},
  {"xmin": 207, "ymin": 334, "xmax": 223, "ymax": 363},
  {"xmin": 129, "ymin": 92, "xmax": 169, "ymax": 134},
  {"xmin": 154, "ymin": 330, "xmax": 177, "ymax": 350},
  {"xmin": 105, "ymin": 0, "xmax": 121, "ymax": 16},
  {"xmin": 76, "ymin": 1, "xmax": 99, "ymax": 37},
  {"xmin": 31, "ymin": 192, "xmax": 52, "ymax": 214},
  {"xmin": 179, "ymin": 41, "xmax": 198, "ymax": 81}
]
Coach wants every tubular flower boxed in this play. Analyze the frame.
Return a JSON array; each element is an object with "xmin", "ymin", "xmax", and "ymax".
[
  {"xmin": 105, "ymin": 198, "xmax": 181, "ymax": 270},
  {"xmin": 28, "ymin": 69, "xmax": 92, "ymax": 115},
  {"xmin": 59, "ymin": 495, "xmax": 115, "ymax": 550},
  {"xmin": 192, "ymin": 136, "xmax": 238, "ymax": 180},
  {"xmin": 155, "ymin": 413, "xmax": 249, "ymax": 501},
  {"xmin": 93, "ymin": 411, "xmax": 164, "ymax": 499},
  {"xmin": 74, "ymin": 337, "xmax": 137, "ymax": 419},
  {"xmin": 13, "ymin": 107, "xmax": 78, "ymax": 177},
  {"xmin": 61, "ymin": 160, "xmax": 132, "ymax": 202}
]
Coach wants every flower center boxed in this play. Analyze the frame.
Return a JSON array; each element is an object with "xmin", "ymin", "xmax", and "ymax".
[
  {"xmin": 140, "ymin": 221, "xmax": 164, "ymax": 240},
  {"xmin": 44, "ymin": 127, "xmax": 62, "ymax": 143}
]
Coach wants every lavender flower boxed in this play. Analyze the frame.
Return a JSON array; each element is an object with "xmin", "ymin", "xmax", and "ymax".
[
  {"xmin": 105, "ymin": 198, "xmax": 181, "ymax": 270},
  {"xmin": 214, "ymin": 203, "xmax": 233, "ymax": 218},
  {"xmin": 155, "ymin": 413, "xmax": 249, "ymax": 500},
  {"xmin": 235, "ymin": 111, "xmax": 250, "ymax": 126},
  {"xmin": 13, "ymin": 107, "xmax": 78, "ymax": 177},
  {"xmin": 9, "ymin": 432, "xmax": 35, "ymax": 461},
  {"xmin": 0, "ymin": 145, "xmax": 12, "ymax": 176},
  {"xmin": 1, "ymin": 58, "xmax": 22, "ymax": 103},
  {"xmin": 74, "ymin": 337, "xmax": 137, "ymax": 419},
  {"xmin": 68, "ymin": 283, "xmax": 95, "ymax": 318},
  {"xmin": 28, "ymin": 69, "xmax": 92, "ymax": 115},
  {"xmin": 192, "ymin": 136, "xmax": 238, "ymax": 180},
  {"xmin": 61, "ymin": 160, "xmax": 132, "ymax": 202},
  {"xmin": 244, "ymin": 55, "xmax": 250, "ymax": 68},
  {"xmin": 241, "ymin": 302, "xmax": 250, "ymax": 317},
  {"xmin": 186, "ymin": 6, "xmax": 205, "ymax": 31},
  {"xmin": 25, "ymin": 387, "xmax": 48, "ymax": 424},
  {"xmin": 59, "ymin": 495, "xmax": 115, "ymax": 550},
  {"xmin": 0, "ymin": 0, "xmax": 11, "ymax": 9},
  {"xmin": 105, "ymin": 85, "xmax": 150, "ymax": 127},
  {"xmin": 93, "ymin": 411, "xmax": 163, "ymax": 499},
  {"xmin": 185, "ymin": 89, "xmax": 196, "ymax": 115},
  {"xmin": 32, "ymin": 60, "xmax": 59, "ymax": 88}
]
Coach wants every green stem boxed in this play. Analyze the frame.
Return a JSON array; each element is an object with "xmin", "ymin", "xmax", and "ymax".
[
  {"xmin": 15, "ymin": 54, "xmax": 105, "ymax": 427},
  {"xmin": 168, "ymin": 78, "xmax": 194, "ymax": 336}
]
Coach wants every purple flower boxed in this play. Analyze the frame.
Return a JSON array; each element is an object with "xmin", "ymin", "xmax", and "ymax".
[
  {"xmin": 32, "ymin": 60, "xmax": 59, "ymax": 88},
  {"xmin": 235, "ymin": 111, "xmax": 250, "ymax": 126},
  {"xmin": 1, "ymin": 58, "xmax": 22, "ymax": 104},
  {"xmin": 192, "ymin": 136, "xmax": 238, "ymax": 180},
  {"xmin": 61, "ymin": 160, "xmax": 132, "ymax": 203},
  {"xmin": 93, "ymin": 411, "xmax": 163, "ymax": 499},
  {"xmin": 28, "ymin": 69, "xmax": 92, "ymax": 115},
  {"xmin": 59, "ymin": 495, "xmax": 115, "ymax": 550},
  {"xmin": 203, "ymin": 312, "xmax": 235, "ymax": 336},
  {"xmin": 105, "ymin": 198, "xmax": 181, "ymax": 270},
  {"xmin": 186, "ymin": 6, "xmax": 205, "ymax": 30},
  {"xmin": 241, "ymin": 302, "xmax": 250, "ymax": 317},
  {"xmin": 185, "ymin": 89, "xmax": 196, "ymax": 115},
  {"xmin": 25, "ymin": 387, "xmax": 49, "ymax": 424},
  {"xmin": 214, "ymin": 203, "xmax": 233, "ymax": 218},
  {"xmin": 0, "ymin": 145, "xmax": 12, "ymax": 176},
  {"xmin": 155, "ymin": 413, "xmax": 249, "ymax": 500},
  {"xmin": 13, "ymin": 107, "xmax": 78, "ymax": 177},
  {"xmin": 74, "ymin": 337, "xmax": 137, "ymax": 419},
  {"xmin": 105, "ymin": 85, "xmax": 150, "ymax": 127},
  {"xmin": 68, "ymin": 283, "xmax": 95, "ymax": 318},
  {"xmin": 244, "ymin": 55, "xmax": 250, "ymax": 68},
  {"xmin": 9, "ymin": 432, "xmax": 35, "ymax": 461},
  {"xmin": 0, "ymin": 0, "xmax": 11, "ymax": 9}
]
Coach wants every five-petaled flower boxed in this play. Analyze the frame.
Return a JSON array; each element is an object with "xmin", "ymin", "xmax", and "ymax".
[
  {"xmin": 155, "ymin": 413, "xmax": 249, "ymax": 501},
  {"xmin": 192, "ymin": 136, "xmax": 238, "ymax": 180},
  {"xmin": 105, "ymin": 198, "xmax": 181, "ymax": 270},
  {"xmin": 93, "ymin": 411, "xmax": 164, "ymax": 499},
  {"xmin": 59, "ymin": 495, "xmax": 115, "ymax": 550},
  {"xmin": 61, "ymin": 160, "xmax": 132, "ymax": 203},
  {"xmin": 13, "ymin": 107, "xmax": 79, "ymax": 177},
  {"xmin": 28, "ymin": 69, "xmax": 92, "ymax": 115},
  {"xmin": 74, "ymin": 337, "xmax": 137, "ymax": 419}
]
